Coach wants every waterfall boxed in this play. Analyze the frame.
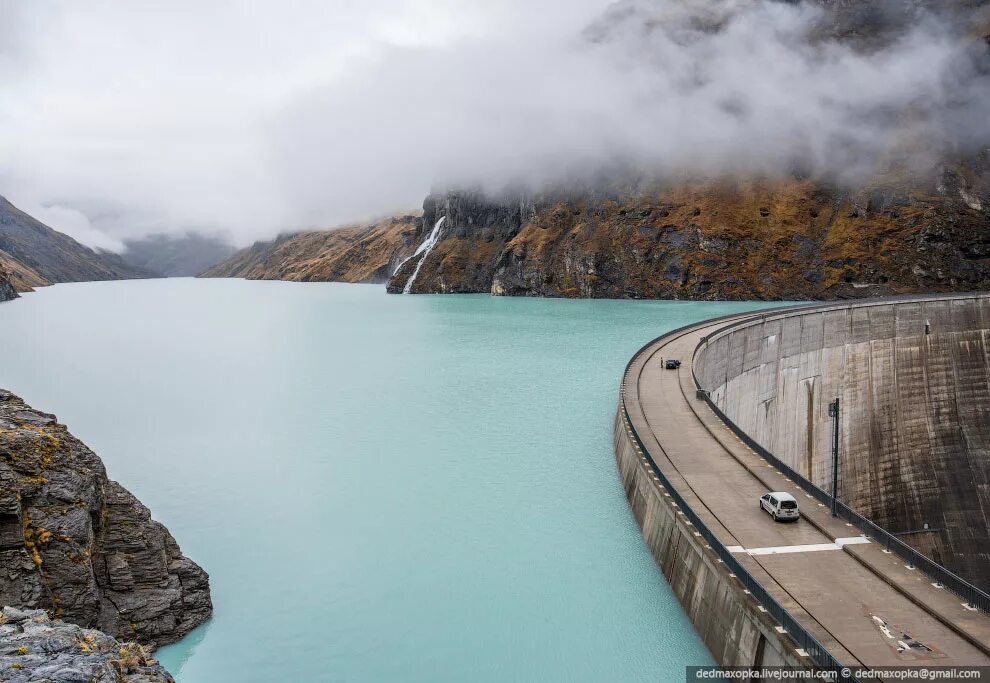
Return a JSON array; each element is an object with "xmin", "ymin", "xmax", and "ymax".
[{"xmin": 400, "ymin": 216, "xmax": 446, "ymax": 294}]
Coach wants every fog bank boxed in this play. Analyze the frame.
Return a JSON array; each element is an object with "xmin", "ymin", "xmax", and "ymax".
[{"xmin": 1, "ymin": 0, "xmax": 987, "ymax": 248}]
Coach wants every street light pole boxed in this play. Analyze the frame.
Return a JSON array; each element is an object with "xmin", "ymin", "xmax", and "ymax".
[{"xmin": 828, "ymin": 397, "xmax": 840, "ymax": 517}]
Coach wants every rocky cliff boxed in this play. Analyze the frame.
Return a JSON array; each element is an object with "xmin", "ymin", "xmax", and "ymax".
[
  {"xmin": 386, "ymin": 161, "xmax": 990, "ymax": 299},
  {"xmin": 0, "ymin": 607, "xmax": 174, "ymax": 682},
  {"xmin": 387, "ymin": 192, "xmax": 533, "ymax": 294},
  {"xmin": 0, "ymin": 268, "xmax": 17, "ymax": 302},
  {"xmin": 0, "ymin": 391, "xmax": 211, "ymax": 649},
  {"xmin": 0, "ymin": 196, "xmax": 152, "ymax": 290},
  {"xmin": 201, "ymin": 215, "xmax": 420, "ymax": 283}
]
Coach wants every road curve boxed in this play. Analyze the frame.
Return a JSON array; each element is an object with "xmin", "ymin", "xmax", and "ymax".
[{"xmin": 622, "ymin": 310, "xmax": 990, "ymax": 668}]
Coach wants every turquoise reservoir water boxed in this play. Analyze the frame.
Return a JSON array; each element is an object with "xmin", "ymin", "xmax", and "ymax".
[{"xmin": 0, "ymin": 279, "xmax": 778, "ymax": 682}]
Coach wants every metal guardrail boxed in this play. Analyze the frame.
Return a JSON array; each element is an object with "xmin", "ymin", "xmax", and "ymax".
[
  {"xmin": 619, "ymin": 319, "xmax": 852, "ymax": 676},
  {"xmin": 691, "ymin": 311, "xmax": 990, "ymax": 616}
]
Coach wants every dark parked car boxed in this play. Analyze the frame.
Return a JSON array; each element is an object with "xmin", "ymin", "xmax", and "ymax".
[{"xmin": 664, "ymin": 359, "xmax": 681, "ymax": 370}]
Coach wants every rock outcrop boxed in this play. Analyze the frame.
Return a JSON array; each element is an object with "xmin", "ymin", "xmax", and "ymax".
[
  {"xmin": 0, "ymin": 268, "xmax": 17, "ymax": 302},
  {"xmin": 0, "ymin": 196, "xmax": 152, "ymax": 291},
  {"xmin": 0, "ymin": 391, "xmax": 211, "ymax": 649},
  {"xmin": 201, "ymin": 215, "xmax": 420, "ymax": 283},
  {"xmin": 387, "ymin": 192, "xmax": 538, "ymax": 294},
  {"xmin": 0, "ymin": 607, "xmax": 174, "ymax": 682}
]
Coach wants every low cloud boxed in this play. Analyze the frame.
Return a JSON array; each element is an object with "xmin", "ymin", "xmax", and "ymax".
[
  {"xmin": 1, "ymin": 0, "xmax": 987, "ymax": 249},
  {"xmin": 275, "ymin": 0, "xmax": 990, "ymax": 214}
]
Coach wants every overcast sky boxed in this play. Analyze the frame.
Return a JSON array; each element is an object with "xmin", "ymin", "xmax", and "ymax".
[
  {"xmin": 0, "ymin": 0, "xmax": 612, "ymax": 249},
  {"xmin": 0, "ymin": 0, "xmax": 986, "ymax": 250}
]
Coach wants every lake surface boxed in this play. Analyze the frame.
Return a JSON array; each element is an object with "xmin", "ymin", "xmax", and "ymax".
[{"xmin": 0, "ymin": 279, "xmax": 779, "ymax": 682}]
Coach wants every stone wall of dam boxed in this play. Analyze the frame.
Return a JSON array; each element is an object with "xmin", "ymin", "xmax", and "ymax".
[{"xmin": 694, "ymin": 294, "xmax": 990, "ymax": 590}]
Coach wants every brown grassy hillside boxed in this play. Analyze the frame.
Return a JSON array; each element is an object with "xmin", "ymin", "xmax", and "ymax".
[
  {"xmin": 0, "ymin": 250, "xmax": 49, "ymax": 291},
  {"xmin": 202, "ymin": 215, "xmax": 420, "ymax": 283}
]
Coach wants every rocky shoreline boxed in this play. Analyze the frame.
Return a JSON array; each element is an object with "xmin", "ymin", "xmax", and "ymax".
[
  {"xmin": 0, "ymin": 607, "xmax": 174, "ymax": 682},
  {"xmin": 0, "ymin": 268, "xmax": 17, "ymax": 302},
  {"xmin": 0, "ymin": 390, "xmax": 211, "ymax": 661}
]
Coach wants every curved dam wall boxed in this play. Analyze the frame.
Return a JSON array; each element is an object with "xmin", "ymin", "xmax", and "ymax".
[
  {"xmin": 613, "ymin": 409, "xmax": 806, "ymax": 668},
  {"xmin": 694, "ymin": 294, "xmax": 990, "ymax": 590}
]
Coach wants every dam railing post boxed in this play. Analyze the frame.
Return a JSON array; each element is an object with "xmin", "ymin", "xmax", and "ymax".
[{"xmin": 828, "ymin": 398, "xmax": 840, "ymax": 517}]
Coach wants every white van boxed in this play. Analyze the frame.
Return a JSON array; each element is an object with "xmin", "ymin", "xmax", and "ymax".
[{"xmin": 760, "ymin": 492, "xmax": 800, "ymax": 522}]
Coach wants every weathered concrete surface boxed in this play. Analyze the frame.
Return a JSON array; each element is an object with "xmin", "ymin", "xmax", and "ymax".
[
  {"xmin": 617, "ymin": 309, "xmax": 990, "ymax": 668},
  {"xmin": 614, "ymin": 409, "xmax": 808, "ymax": 668},
  {"xmin": 695, "ymin": 295, "xmax": 990, "ymax": 589}
]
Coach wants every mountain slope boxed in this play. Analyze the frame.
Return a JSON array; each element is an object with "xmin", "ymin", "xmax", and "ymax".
[
  {"xmin": 206, "ymin": 163, "xmax": 990, "ymax": 301},
  {"xmin": 0, "ymin": 250, "xmax": 48, "ymax": 291},
  {"xmin": 201, "ymin": 215, "xmax": 419, "ymax": 283},
  {"xmin": 386, "ymin": 164, "xmax": 990, "ymax": 299},
  {"xmin": 0, "ymin": 196, "xmax": 152, "ymax": 286}
]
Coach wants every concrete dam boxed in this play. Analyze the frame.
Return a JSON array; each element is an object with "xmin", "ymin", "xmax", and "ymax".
[
  {"xmin": 614, "ymin": 293, "xmax": 990, "ymax": 670},
  {"xmin": 694, "ymin": 294, "xmax": 990, "ymax": 590}
]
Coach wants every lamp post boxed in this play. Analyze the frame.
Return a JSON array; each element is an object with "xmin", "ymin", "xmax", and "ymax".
[{"xmin": 828, "ymin": 398, "xmax": 840, "ymax": 517}]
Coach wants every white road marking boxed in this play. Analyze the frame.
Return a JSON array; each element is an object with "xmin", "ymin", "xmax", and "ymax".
[
  {"xmin": 736, "ymin": 537, "xmax": 870, "ymax": 556},
  {"xmin": 749, "ymin": 543, "xmax": 842, "ymax": 555},
  {"xmin": 835, "ymin": 536, "xmax": 871, "ymax": 547}
]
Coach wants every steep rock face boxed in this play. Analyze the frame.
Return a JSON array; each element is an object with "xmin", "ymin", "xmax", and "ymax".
[
  {"xmin": 0, "ymin": 268, "xmax": 17, "ymax": 302},
  {"xmin": 385, "ymin": 163, "xmax": 990, "ymax": 299},
  {"xmin": 0, "ymin": 197, "xmax": 152, "ymax": 288},
  {"xmin": 201, "ymin": 215, "xmax": 420, "ymax": 283},
  {"xmin": 0, "ymin": 391, "xmax": 211, "ymax": 649},
  {"xmin": 388, "ymin": 192, "xmax": 542, "ymax": 294},
  {"xmin": 0, "ymin": 607, "xmax": 174, "ymax": 682}
]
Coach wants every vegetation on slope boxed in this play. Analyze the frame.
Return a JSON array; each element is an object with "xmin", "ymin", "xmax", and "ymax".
[{"xmin": 201, "ymin": 215, "xmax": 420, "ymax": 283}]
